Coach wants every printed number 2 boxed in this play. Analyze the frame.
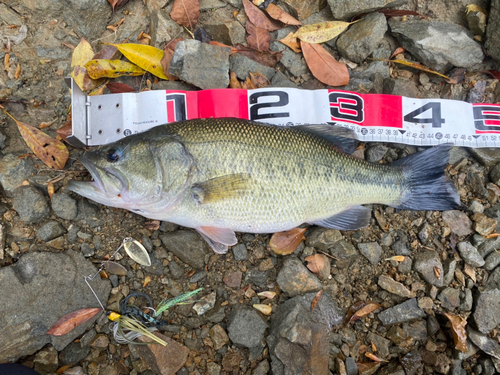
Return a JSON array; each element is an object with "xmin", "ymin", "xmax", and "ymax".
[
  {"xmin": 403, "ymin": 102, "xmax": 445, "ymax": 128},
  {"xmin": 249, "ymin": 91, "xmax": 289, "ymax": 120}
]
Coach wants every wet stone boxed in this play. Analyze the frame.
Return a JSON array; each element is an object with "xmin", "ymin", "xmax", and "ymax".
[
  {"xmin": 232, "ymin": 243, "xmax": 248, "ymax": 261},
  {"xmin": 413, "ymin": 250, "xmax": 444, "ymax": 287},
  {"xmin": 457, "ymin": 242, "xmax": 485, "ymax": 268},
  {"xmin": 276, "ymin": 256, "xmax": 322, "ymax": 297},
  {"xmin": 160, "ymin": 231, "xmax": 207, "ymax": 270},
  {"xmin": 34, "ymin": 346, "xmax": 58, "ymax": 375},
  {"xmin": 169, "ymin": 40, "xmax": 231, "ymax": 89},
  {"xmin": 358, "ymin": 242, "xmax": 382, "ymax": 265},
  {"xmin": 378, "ymin": 298, "xmax": 426, "ymax": 326},
  {"xmin": 438, "ymin": 287, "xmax": 461, "ymax": 310},
  {"xmin": 36, "ymin": 221, "xmax": 67, "ymax": 242},
  {"xmin": 365, "ymin": 144, "xmax": 388, "ymax": 163},
  {"xmin": 227, "ymin": 305, "xmax": 268, "ymax": 348},
  {"xmin": 442, "ymin": 211, "xmax": 473, "ymax": 237},
  {"xmin": 485, "ymin": 251, "xmax": 500, "ymax": 271},
  {"xmin": 337, "ymin": 12, "xmax": 387, "ymax": 64},
  {"xmin": 378, "ymin": 274, "xmax": 413, "ymax": 298},
  {"xmin": 51, "ymin": 192, "xmax": 78, "ymax": 221},
  {"xmin": 473, "ymin": 287, "xmax": 500, "ymax": 334},
  {"xmin": 469, "ymin": 148, "xmax": 500, "ymax": 167},
  {"xmin": 13, "ymin": 185, "xmax": 50, "ymax": 224}
]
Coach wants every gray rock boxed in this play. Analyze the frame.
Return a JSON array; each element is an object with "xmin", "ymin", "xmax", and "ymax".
[
  {"xmin": 34, "ymin": 346, "xmax": 58, "ymax": 375},
  {"xmin": 0, "ymin": 131, "xmax": 5, "ymax": 149},
  {"xmin": 200, "ymin": 0, "xmax": 226, "ymax": 11},
  {"xmin": 204, "ymin": 21, "xmax": 246, "ymax": 46},
  {"xmin": 366, "ymin": 332, "xmax": 390, "ymax": 358},
  {"xmin": 466, "ymin": 172, "xmax": 488, "ymax": 199},
  {"xmin": 413, "ymin": 250, "xmax": 444, "ymax": 287},
  {"xmin": 468, "ymin": 148, "xmax": 500, "ymax": 167},
  {"xmin": 59, "ymin": 342, "xmax": 91, "ymax": 366},
  {"xmin": 279, "ymin": 0, "xmax": 326, "ymax": 20},
  {"xmin": 442, "ymin": 211, "xmax": 473, "ymax": 237},
  {"xmin": 337, "ymin": 12, "xmax": 387, "ymax": 63},
  {"xmin": 271, "ymin": 41, "xmax": 308, "ymax": 77},
  {"xmin": 365, "ymin": 144, "xmax": 388, "ymax": 163},
  {"xmin": 388, "ymin": 19, "xmax": 483, "ymax": 73},
  {"xmin": 478, "ymin": 236, "xmax": 500, "ymax": 258},
  {"xmin": 468, "ymin": 326, "xmax": 500, "ymax": 360},
  {"xmin": 0, "ymin": 154, "xmax": 35, "ymax": 197},
  {"xmin": 330, "ymin": 240, "xmax": 359, "ymax": 265},
  {"xmin": 459, "ymin": 288, "xmax": 473, "ymax": 312},
  {"xmin": 357, "ymin": 242, "xmax": 382, "ymax": 265},
  {"xmin": 36, "ymin": 221, "xmax": 67, "ymax": 242},
  {"xmin": 486, "ymin": 0, "xmax": 500, "ymax": 63},
  {"xmin": 13, "ymin": 185, "xmax": 50, "ymax": 223},
  {"xmin": 490, "ymin": 162, "xmax": 500, "ymax": 185},
  {"xmin": 457, "ymin": 242, "xmax": 485, "ymax": 267},
  {"xmin": 0, "ymin": 251, "xmax": 110, "ymax": 362},
  {"xmin": 383, "ymin": 77, "xmax": 420, "ymax": 98},
  {"xmin": 169, "ymin": 40, "xmax": 231, "ymax": 89},
  {"xmin": 345, "ymin": 357, "xmax": 358, "ymax": 375},
  {"xmin": 438, "ymin": 287, "xmax": 461, "ymax": 310},
  {"xmin": 62, "ymin": 0, "xmax": 110, "ymax": 42},
  {"xmin": 229, "ymin": 53, "xmax": 276, "ymax": 82},
  {"xmin": 271, "ymin": 71, "xmax": 299, "ymax": 88},
  {"xmin": 149, "ymin": 9, "xmax": 183, "ymax": 48},
  {"xmin": 449, "ymin": 147, "xmax": 470, "ymax": 165},
  {"xmin": 378, "ymin": 298, "xmax": 426, "ymax": 326},
  {"xmin": 327, "ymin": 0, "xmax": 407, "ymax": 20},
  {"xmin": 473, "ymin": 287, "xmax": 500, "ymax": 334},
  {"xmin": 246, "ymin": 267, "xmax": 273, "ymax": 288},
  {"xmin": 252, "ymin": 360, "xmax": 270, "ymax": 375},
  {"xmin": 168, "ymin": 260, "xmax": 185, "ymax": 279},
  {"xmin": 227, "ymin": 305, "xmax": 268, "ymax": 348},
  {"xmin": 160, "ymin": 231, "xmax": 208, "ymax": 270},
  {"xmin": 232, "ymin": 243, "xmax": 248, "ymax": 261},
  {"xmin": 306, "ymin": 227, "xmax": 342, "ymax": 250},
  {"xmin": 378, "ymin": 274, "xmax": 413, "ymax": 298},
  {"xmin": 485, "ymin": 251, "xmax": 500, "ymax": 271},
  {"xmin": 276, "ymin": 256, "xmax": 322, "ymax": 296}
]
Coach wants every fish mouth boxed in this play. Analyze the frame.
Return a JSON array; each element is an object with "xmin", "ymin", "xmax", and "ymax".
[{"xmin": 68, "ymin": 154, "xmax": 125, "ymax": 200}]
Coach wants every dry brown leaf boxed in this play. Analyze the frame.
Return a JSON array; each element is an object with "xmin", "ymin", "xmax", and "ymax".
[
  {"xmin": 463, "ymin": 263, "xmax": 476, "ymax": 282},
  {"xmin": 293, "ymin": 21, "xmax": 356, "ymax": 44},
  {"xmin": 241, "ymin": 77, "xmax": 254, "ymax": 89},
  {"xmin": 385, "ymin": 255, "xmax": 405, "ymax": 262},
  {"xmin": 229, "ymin": 71, "xmax": 242, "ymax": 88},
  {"xmin": 305, "ymin": 254, "xmax": 325, "ymax": 274},
  {"xmin": 375, "ymin": 58, "xmax": 454, "ymax": 83},
  {"xmin": 47, "ymin": 182, "xmax": 55, "ymax": 198},
  {"xmin": 4, "ymin": 53, "xmax": 10, "ymax": 71},
  {"xmin": 356, "ymin": 362, "xmax": 381, "ymax": 373},
  {"xmin": 257, "ymin": 291, "xmax": 276, "ymax": 299},
  {"xmin": 242, "ymin": 0, "xmax": 283, "ymax": 31},
  {"xmin": 160, "ymin": 48, "xmax": 178, "ymax": 81},
  {"xmin": 301, "ymin": 41, "xmax": 349, "ymax": 86},
  {"xmin": 143, "ymin": 275, "xmax": 152, "ymax": 287},
  {"xmin": 106, "ymin": 82, "xmax": 136, "ymax": 93},
  {"xmin": 209, "ymin": 41, "xmax": 239, "ymax": 54},
  {"xmin": 249, "ymin": 71, "xmax": 270, "ymax": 88},
  {"xmin": 349, "ymin": 302, "xmax": 381, "ymax": 323},
  {"xmin": 444, "ymin": 312, "xmax": 467, "ymax": 353},
  {"xmin": 268, "ymin": 227, "xmax": 306, "ymax": 255},
  {"xmin": 279, "ymin": 32, "xmax": 301, "ymax": 53},
  {"xmin": 246, "ymin": 21, "xmax": 271, "ymax": 51},
  {"xmin": 46, "ymin": 308, "xmax": 102, "ymax": 336},
  {"xmin": 235, "ymin": 44, "xmax": 282, "ymax": 67},
  {"xmin": 371, "ymin": 341, "xmax": 377, "ymax": 352},
  {"xmin": 170, "ymin": 0, "xmax": 200, "ymax": 30},
  {"xmin": 311, "ymin": 290, "xmax": 322, "ymax": 312},
  {"xmin": 253, "ymin": 304, "xmax": 272, "ymax": 315},
  {"xmin": 365, "ymin": 352, "xmax": 385, "ymax": 362},
  {"xmin": 93, "ymin": 44, "xmax": 121, "ymax": 60},
  {"xmin": 266, "ymin": 4, "xmax": 301, "ymax": 25},
  {"xmin": 14, "ymin": 62, "xmax": 21, "ymax": 79},
  {"xmin": 434, "ymin": 266, "xmax": 441, "ymax": 279},
  {"xmin": 2, "ymin": 108, "xmax": 69, "ymax": 170}
]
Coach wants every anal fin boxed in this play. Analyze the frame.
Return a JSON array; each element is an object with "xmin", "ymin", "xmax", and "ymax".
[
  {"xmin": 196, "ymin": 226, "xmax": 237, "ymax": 254},
  {"xmin": 309, "ymin": 206, "xmax": 371, "ymax": 230}
]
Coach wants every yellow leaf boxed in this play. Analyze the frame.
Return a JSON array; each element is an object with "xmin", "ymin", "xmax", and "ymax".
[
  {"xmin": 466, "ymin": 4, "xmax": 488, "ymax": 16},
  {"xmin": 253, "ymin": 304, "xmax": 272, "ymax": 315},
  {"xmin": 2, "ymin": 108, "xmax": 68, "ymax": 170},
  {"xmin": 293, "ymin": 21, "xmax": 356, "ymax": 44},
  {"xmin": 88, "ymin": 83, "xmax": 107, "ymax": 96},
  {"xmin": 385, "ymin": 255, "xmax": 405, "ymax": 262},
  {"xmin": 70, "ymin": 38, "xmax": 98, "ymax": 92},
  {"xmin": 279, "ymin": 32, "xmax": 301, "ymax": 53},
  {"xmin": 84, "ymin": 59, "xmax": 145, "ymax": 79},
  {"xmin": 106, "ymin": 43, "xmax": 168, "ymax": 80}
]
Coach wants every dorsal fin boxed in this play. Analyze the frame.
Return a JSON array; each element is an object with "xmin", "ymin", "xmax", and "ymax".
[{"xmin": 293, "ymin": 124, "xmax": 357, "ymax": 154}]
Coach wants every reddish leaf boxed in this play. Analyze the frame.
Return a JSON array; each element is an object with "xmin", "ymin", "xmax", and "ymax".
[
  {"xmin": 444, "ymin": 312, "xmax": 467, "ymax": 353},
  {"xmin": 106, "ymin": 82, "xmax": 136, "ymax": 93},
  {"xmin": 268, "ymin": 227, "xmax": 306, "ymax": 255},
  {"xmin": 348, "ymin": 303, "xmax": 381, "ymax": 323},
  {"xmin": 165, "ymin": 38, "xmax": 184, "ymax": 51},
  {"xmin": 47, "ymin": 308, "xmax": 102, "ymax": 336},
  {"xmin": 266, "ymin": 4, "xmax": 301, "ymax": 26},
  {"xmin": 305, "ymin": 254, "xmax": 325, "ymax": 274},
  {"xmin": 160, "ymin": 48, "xmax": 179, "ymax": 81},
  {"xmin": 209, "ymin": 41, "xmax": 239, "ymax": 54},
  {"xmin": 390, "ymin": 46, "xmax": 405, "ymax": 60},
  {"xmin": 301, "ymin": 41, "xmax": 349, "ymax": 86},
  {"xmin": 242, "ymin": 0, "xmax": 283, "ymax": 31},
  {"xmin": 246, "ymin": 21, "xmax": 271, "ymax": 51},
  {"xmin": 311, "ymin": 290, "xmax": 322, "ymax": 312},
  {"xmin": 93, "ymin": 44, "xmax": 121, "ymax": 60},
  {"xmin": 483, "ymin": 70, "xmax": 500, "ymax": 80},
  {"xmin": 235, "ymin": 44, "xmax": 282, "ymax": 67},
  {"xmin": 170, "ymin": 0, "xmax": 200, "ymax": 29}
]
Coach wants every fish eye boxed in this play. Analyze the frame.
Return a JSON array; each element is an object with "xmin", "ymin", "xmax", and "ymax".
[{"xmin": 106, "ymin": 149, "xmax": 121, "ymax": 162}]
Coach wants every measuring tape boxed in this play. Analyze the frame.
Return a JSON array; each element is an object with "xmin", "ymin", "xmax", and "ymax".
[{"xmin": 66, "ymin": 78, "xmax": 500, "ymax": 148}]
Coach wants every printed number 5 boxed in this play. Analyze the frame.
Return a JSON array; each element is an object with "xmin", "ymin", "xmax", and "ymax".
[{"xmin": 403, "ymin": 102, "xmax": 445, "ymax": 128}]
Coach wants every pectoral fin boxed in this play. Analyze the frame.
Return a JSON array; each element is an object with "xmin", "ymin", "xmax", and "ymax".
[
  {"xmin": 191, "ymin": 174, "xmax": 250, "ymax": 204},
  {"xmin": 196, "ymin": 226, "xmax": 238, "ymax": 254},
  {"xmin": 309, "ymin": 205, "xmax": 371, "ymax": 230}
]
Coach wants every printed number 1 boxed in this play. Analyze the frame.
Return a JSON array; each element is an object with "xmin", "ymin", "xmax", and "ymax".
[{"xmin": 403, "ymin": 102, "xmax": 445, "ymax": 128}]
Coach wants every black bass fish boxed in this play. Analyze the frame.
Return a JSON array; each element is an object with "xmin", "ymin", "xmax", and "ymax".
[{"xmin": 68, "ymin": 118, "xmax": 460, "ymax": 253}]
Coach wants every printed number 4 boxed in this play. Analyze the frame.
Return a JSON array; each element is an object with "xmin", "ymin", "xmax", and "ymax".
[{"xmin": 404, "ymin": 102, "xmax": 445, "ymax": 128}]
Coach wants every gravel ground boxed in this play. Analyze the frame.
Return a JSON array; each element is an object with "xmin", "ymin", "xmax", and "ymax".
[{"xmin": 1, "ymin": 0, "xmax": 500, "ymax": 374}]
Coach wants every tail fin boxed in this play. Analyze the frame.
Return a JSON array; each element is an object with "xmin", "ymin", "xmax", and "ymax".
[{"xmin": 391, "ymin": 144, "xmax": 460, "ymax": 211}]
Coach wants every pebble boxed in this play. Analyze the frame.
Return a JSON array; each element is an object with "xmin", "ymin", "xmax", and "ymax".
[
  {"xmin": 365, "ymin": 144, "xmax": 388, "ymax": 163},
  {"xmin": 378, "ymin": 298, "xmax": 426, "ymax": 326},
  {"xmin": 229, "ymin": 53, "xmax": 276, "ymax": 82},
  {"xmin": 471, "ymin": 213, "xmax": 497, "ymax": 236},
  {"xmin": 473, "ymin": 287, "xmax": 500, "ymax": 334},
  {"xmin": 193, "ymin": 292, "xmax": 216, "ymax": 315},
  {"xmin": 209, "ymin": 324, "xmax": 229, "ymax": 350},
  {"xmin": 80, "ymin": 243, "xmax": 95, "ymax": 258},
  {"xmin": 468, "ymin": 148, "xmax": 500, "ymax": 167},
  {"xmin": 90, "ymin": 334, "xmax": 109, "ymax": 349},
  {"xmin": 457, "ymin": 242, "xmax": 485, "ymax": 267},
  {"xmin": 160, "ymin": 231, "xmax": 207, "ymax": 270},
  {"xmin": 330, "ymin": 240, "xmax": 359, "ymax": 265},
  {"xmin": 418, "ymin": 297, "xmax": 434, "ymax": 310},
  {"xmin": 327, "ymin": 0, "xmax": 402, "ymax": 19},
  {"xmin": 168, "ymin": 260, "xmax": 184, "ymax": 279},
  {"xmin": 223, "ymin": 271, "xmax": 242, "ymax": 288},
  {"xmin": 438, "ymin": 287, "xmax": 461, "ymax": 310},
  {"xmin": 34, "ymin": 346, "xmax": 58, "ymax": 375},
  {"xmin": 227, "ymin": 305, "xmax": 268, "ymax": 348},
  {"xmin": 442, "ymin": 211, "xmax": 473, "ymax": 237},
  {"xmin": 485, "ymin": 251, "xmax": 500, "ymax": 271},
  {"xmin": 51, "ymin": 192, "xmax": 78, "ymax": 221},
  {"xmin": 305, "ymin": 227, "xmax": 342, "ymax": 250},
  {"xmin": 232, "ymin": 243, "xmax": 248, "ymax": 261},
  {"xmin": 135, "ymin": 333, "xmax": 189, "ymax": 375},
  {"xmin": 36, "ymin": 221, "xmax": 67, "ymax": 242},
  {"xmin": 378, "ymin": 274, "xmax": 413, "ymax": 298},
  {"xmin": 252, "ymin": 360, "xmax": 270, "ymax": 375},
  {"xmin": 357, "ymin": 242, "xmax": 382, "ymax": 265},
  {"xmin": 189, "ymin": 271, "xmax": 207, "ymax": 283},
  {"xmin": 366, "ymin": 332, "xmax": 390, "ymax": 358},
  {"xmin": 13, "ymin": 185, "xmax": 50, "ymax": 223},
  {"xmin": 276, "ymin": 256, "xmax": 322, "ymax": 296},
  {"xmin": 468, "ymin": 327, "xmax": 500, "ymax": 362},
  {"xmin": 459, "ymin": 288, "xmax": 473, "ymax": 312},
  {"xmin": 413, "ymin": 250, "xmax": 444, "ymax": 287},
  {"xmin": 0, "ymin": 154, "xmax": 35, "ymax": 197}
]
